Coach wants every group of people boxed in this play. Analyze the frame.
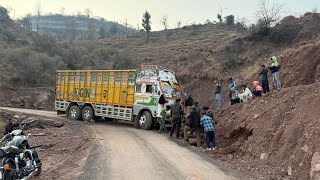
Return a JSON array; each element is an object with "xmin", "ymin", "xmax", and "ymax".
[
  {"xmin": 158, "ymin": 98, "xmax": 217, "ymax": 151},
  {"xmin": 156, "ymin": 56, "xmax": 282, "ymax": 150},
  {"xmin": 224, "ymin": 56, "xmax": 282, "ymax": 106}
]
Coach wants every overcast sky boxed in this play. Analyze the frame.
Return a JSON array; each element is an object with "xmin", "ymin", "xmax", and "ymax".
[{"xmin": 0, "ymin": 0, "xmax": 319, "ymax": 30}]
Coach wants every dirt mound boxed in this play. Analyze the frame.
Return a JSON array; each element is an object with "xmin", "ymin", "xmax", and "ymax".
[
  {"xmin": 213, "ymin": 83, "xmax": 320, "ymax": 180},
  {"xmin": 28, "ymin": 124, "xmax": 93, "ymax": 180},
  {"xmin": 281, "ymin": 39, "xmax": 320, "ymax": 87}
]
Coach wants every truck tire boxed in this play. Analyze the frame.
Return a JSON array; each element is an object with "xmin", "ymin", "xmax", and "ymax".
[
  {"xmin": 134, "ymin": 116, "xmax": 140, "ymax": 129},
  {"xmin": 139, "ymin": 111, "xmax": 153, "ymax": 130},
  {"xmin": 69, "ymin": 105, "xmax": 81, "ymax": 120},
  {"xmin": 82, "ymin": 106, "xmax": 95, "ymax": 122}
]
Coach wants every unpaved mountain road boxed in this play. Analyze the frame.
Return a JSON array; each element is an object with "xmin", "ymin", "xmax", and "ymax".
[
  {"xmin": 0, "ymin": 107, "xmax": 245, "ymax": 180},
  {"xmin": 80, "ymin": 122, "xmax": 244, "ymax": 180}
]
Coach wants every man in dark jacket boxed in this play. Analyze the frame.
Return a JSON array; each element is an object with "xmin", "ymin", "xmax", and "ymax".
[
  {"xmin": 260, "ymin": 65, "xmax": 270, "ymax": 93},
  {"xmin": 170, "ymin": 98, "xmax": 184, "ymax": 138},
  {"xmin": 157, "ymin": 94, "xmax": 166, "ymax": 118},
  {"xmin": 183, "ymin": 107, "xmax": 201, "ymax": 147},
  {"xmin": 193, "ymin": 102, "xmax": 201, "ymax": 116},
  {"xmin": 4, "ymin": 122, "xmax": 14, "ymax": 135},
  {"xmin": 184, "ymin": 95, "xmax": 193, "ymax": 114}
]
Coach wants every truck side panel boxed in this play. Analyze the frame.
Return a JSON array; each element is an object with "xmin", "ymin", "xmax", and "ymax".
[{"xmin": 56, "ymin": 70, "xmax": 136, "ymax": 107}]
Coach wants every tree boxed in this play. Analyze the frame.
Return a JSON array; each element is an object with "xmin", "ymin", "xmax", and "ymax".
[
  {"xmin": 109, "ymin": 23, "xmax": 118, "ymax": 35},
  {"xmin": 124, "ymin": 19, "xmax": 128, "ymax": 35},
  {"xmin": 256, "ymin": 0, "xmax": 283, "ymax": 34},
  {"xmin": 99, "ymin": 26, "xmax": 107, "ymax": 38},
  {"xmin": 161, "ymin": 16, "xmax": 168, "ymax": 30},
  {"xmin": 87, "ymin": 22, "xmax": 97, "ymax": 40},
  {"xmin": 65, "ymin": 18, "xmax": 77, "ymax": 44},
  {"xmin": 84, "ymin": 8, "xmax": 92, "ymax": 18},
  {"xmin": 217, "ymin": 14, "xmax": 223, "ymax": 22},
  {"xmin": 20, "ymin": 14, "xmax": 33, "ymax": 31},
  {"xmin": 35, "ymin": 0, "xmax": 42, "ymax": 32},
  {"xmin": 225, "ymin": 15, "xmax": 235, "ymax": 26},
  {"xmin": 175, "ymin": 20, "xmax": 182, "ymax": 34},
  {"xmin": 142, "ymin": 11, "xmax": 151, "ymax": 43}
]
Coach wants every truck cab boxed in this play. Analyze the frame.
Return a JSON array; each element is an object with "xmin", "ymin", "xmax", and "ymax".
[{"xmin": 132, "ymin": 65, "xmax": 185, "ymax": 129}]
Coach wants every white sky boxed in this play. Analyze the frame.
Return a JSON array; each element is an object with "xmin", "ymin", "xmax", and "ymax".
[{"xmin": 0, "ymin": 0, "xmax": 319, "ymax": 30}]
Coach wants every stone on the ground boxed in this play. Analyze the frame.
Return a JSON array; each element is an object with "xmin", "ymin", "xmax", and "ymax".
[
  {"xmin": 188, "ymin": 138, "xmax": 198, "ymax": 146},
  {"xmin": 22, "ymin": 117, "xmax": 40, "ymax": 128},
  {"xmin": 40, "ymin": 118, "xmax": 65, "ymax": 127},
  {"xmin": 288, "ymin": 166, "xmax": 293, "ymax": 176},
  {"xmin": 260, "ymin": 153, "xmax": 269, "ymax": 160},
  {"xmin": 310, "ymin": 152, "xmax": 320, "ymax": 180},
  {"xmin": 301, "ymin": 144, "xmax": 310, "ymax": 153},
  {"xmin": 227, "ymin": 154, "xmax": 233, "ymax": 159},
  {"xmin": 253, "ymin": 114, "xmax": 260, "ymax": 119},
  {"xmin": 13, "ymin": 115, "xmax": 20, "ymax": 119}
]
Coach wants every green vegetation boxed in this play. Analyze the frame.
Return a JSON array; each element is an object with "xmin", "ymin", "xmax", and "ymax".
[
  {"xmin": 142, "ymin": 11, "xmax": 151, "ymax": 43},
  {"xmin": 0, "ymin": 6, "xmax": 132, "ymax": 90},
  {"xmin": 225, "ymin": 15, "xmax": 235, "ymax": 26}
]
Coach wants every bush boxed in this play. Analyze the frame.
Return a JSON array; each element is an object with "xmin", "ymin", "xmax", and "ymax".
[
  {"xmin": 3, "ymin": 47, "xmax": 66, "ymax": 87},
  {"xmin": 225, "ymin": 15, "xmax": 235, "ymax": 26}
]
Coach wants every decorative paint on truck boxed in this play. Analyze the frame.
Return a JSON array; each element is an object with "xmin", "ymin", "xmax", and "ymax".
[{"xmin": 55, "ymin": 65, "xmax": 184, "ymax": 130}]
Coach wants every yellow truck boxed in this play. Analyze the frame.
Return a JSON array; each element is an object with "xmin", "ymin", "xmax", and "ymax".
[{"xmin": 55, "ymin": 65, "xmax": 185, "ymax": 129}]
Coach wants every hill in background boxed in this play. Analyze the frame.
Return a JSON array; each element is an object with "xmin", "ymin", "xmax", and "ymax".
[{"xmin": 18, "ymin": 14, "xmax": 136, "ymax": 40}]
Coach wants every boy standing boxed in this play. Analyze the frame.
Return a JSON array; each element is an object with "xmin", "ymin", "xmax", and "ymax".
[{"xmin": 200, "ymin": 111, "xmax": 216, "ymax": 150}]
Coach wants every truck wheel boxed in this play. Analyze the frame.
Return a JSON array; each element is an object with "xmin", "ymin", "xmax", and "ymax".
[
  {"xmin": 139, "ymin": 111, "xmax": 153, "ymax": 130},
  {"xmin": 134, "ymin": 116, "xmax": 140, "ymax": 129},
  {"xmin": 82, "ymin": 106, "xmax": 95, "ymax": 122},
  {"xmin": 69, "ymin": 105, "xmax": 81, "ymax": 120}
]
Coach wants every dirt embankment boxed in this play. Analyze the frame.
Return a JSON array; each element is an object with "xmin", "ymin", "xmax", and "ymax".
[
  {"xmin": 206, "ymin": 83, "xmax": 320, "ymax": 180},
  {"xmin": 0, "ymin": 109, "xmax": 94, "ymax": 180}
]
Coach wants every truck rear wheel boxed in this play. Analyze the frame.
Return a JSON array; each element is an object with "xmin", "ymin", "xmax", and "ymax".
[
  {"xmin": 69, "ymin": 105, "xmax": 81, "ymax": 120},
  {"xmin": 82, "ymin": 106, "xmax": 95, "ymax": 121},
  {"xmin": 139, "ymin": 111, "xmax": 153, "ymax": 130}
]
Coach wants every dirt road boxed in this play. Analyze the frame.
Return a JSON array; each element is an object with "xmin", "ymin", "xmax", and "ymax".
[
  {"xmin": 80, "ymin": 121, "xmax": 242, "ymax": 180},
  {"xmin": 0, "ymin": 107, "xmax": 243, "ymax": 180}
]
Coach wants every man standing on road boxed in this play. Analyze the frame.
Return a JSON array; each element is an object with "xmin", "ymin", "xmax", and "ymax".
[
  {"xmin": 214, "ymin": 80, "xmax": 222, "ymax": 110},
  {"xmin": 170, "ymin": 99, "xmax": 184, "ymax": 138},
  {"xmin": 158, "ymin": 94, "xmax": 166, "ymax": 118},
  {"xmin": 184, "ymin": 107, "xmax": 201, "ymax": 147},
  {"xmin": 200, "ymin": 111, "xmax": 216, "ymax": 151},
  {"xmin": 159, "ymin": 105, "xmax": 171, "ymax": 134}
]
